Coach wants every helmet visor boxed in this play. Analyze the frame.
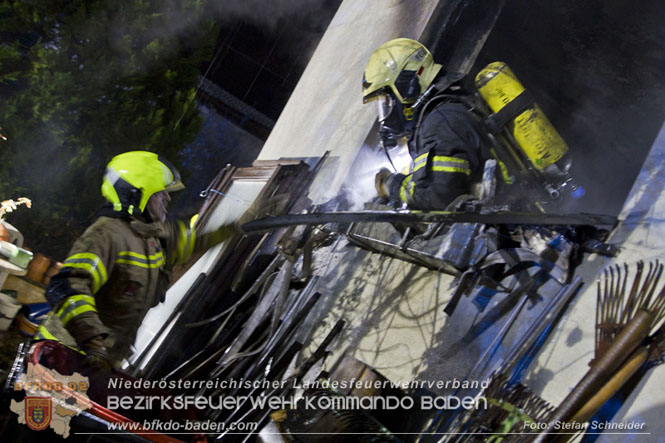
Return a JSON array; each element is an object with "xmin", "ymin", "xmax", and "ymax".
[
  {"xmin": 376, "ymin": 93, "xmax": 395, "ymax": 124},
  {"xmin": 157, "ymin": 155, "xmax": 185, "ymax": 192}
]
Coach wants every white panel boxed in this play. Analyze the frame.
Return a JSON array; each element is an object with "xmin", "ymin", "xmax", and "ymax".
[{"xmin": 127, "ymin": 180, "xmax": 267, "ymax": 369}]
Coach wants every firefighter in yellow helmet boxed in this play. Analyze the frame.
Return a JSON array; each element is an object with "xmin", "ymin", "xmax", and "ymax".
[
  {"xmin": 364, "ymin": 38, "xmax": 491, "ymax": 210},
  {"xmin": 34, "ymin": 151, "xmax": 237, "ymax": 371}
]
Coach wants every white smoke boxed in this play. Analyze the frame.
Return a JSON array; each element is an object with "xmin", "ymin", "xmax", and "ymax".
[{"xmin": 342, "ymin": 143, "xmax": 413, "ymax": 210}]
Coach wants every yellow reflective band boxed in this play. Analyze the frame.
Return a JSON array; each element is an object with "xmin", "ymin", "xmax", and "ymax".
[
  {"xmin": 116, "ymin": 257, "xmax": 165, "ymax": 268},
  {"xmin": 188, "ymin": 228, "xmax": 196, "ymax": 258},
  {"xmin": 34, "ymin": 324, "xmax": 60, "ymax": 341},
  {"xmin": 61, "ymin": 304, "xmax": 97, "ymax": 326},
  {"xmin": 118, "ymin": 250, "xmax": 164, "ymax": 260},
  {"xmin": 56, "ymin": 295, "xmax": 97, "ymax": 326},
  {"xmin": 432, "ymin": 155, "xmax": 468, "ymax": 164},
  {"xmin": 497, "ymin": 159, "xmax": 512, "ymax": 184},
  {"xmin": 490, "ymin": 148, "xmax": 513, "ymax": 184},
  {"xmin": 431, "ymin": 156, "xmax": 471, "ymax": 175},
  {"xmin": 412, "ymin": 153, "xmax": 428, "ymax": 173},
  {"xmin": 65, "ymin": 252, "xmax": 108, "ymax": 278},
  {"xmin": 432, "ymin": 166, "xmax": 471, "ymax": 175},
  {"xmin": 56, "ymin": 295, "xmax": 96, "ymax": 316},
  {"xmin": 73, "ymin": 294, "xmax": 95, "ymax": 305},
  {"xmin": 117, "ymin": 250, "xmax": 165, "ymax": 268},
  {"xmin": 63, "ymin": 252, "xmax": 108, "ymax": 286},
  {"xmin": 33, "ymin": 314, "xmax": 87, "ymax": 354},
  {"xmin": 399, "ymin": 175, "xmax": 415, "ymax": 204},
  {"xmin": 61, "ymin": 262, "xmax": 101, "ymax": 293},
  {"xmin": 412, "ymin": 161, "xmax": 427, "ymax": 173}
]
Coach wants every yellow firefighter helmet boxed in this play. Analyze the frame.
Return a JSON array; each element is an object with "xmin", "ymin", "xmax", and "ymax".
[
  {"xmin": 101, "ymin": 151, "xmax": 184, "ymax": 216},
  {"xmin": 362, "ymin": 38, "xmax": 442, "ymax": 105}
]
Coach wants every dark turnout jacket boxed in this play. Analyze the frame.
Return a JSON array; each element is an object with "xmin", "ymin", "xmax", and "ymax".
[
  {"xmin": 387, "ymin": 101, "xmax": 490, "ymax": 210},
  {"xmin": 35, "ymin": 215, "xmax": 234, "ymax": 363}
]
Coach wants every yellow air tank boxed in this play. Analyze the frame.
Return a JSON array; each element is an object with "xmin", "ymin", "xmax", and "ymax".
[{"xmin": 475, "ymin": 62, "xmax": 569, "ymax": 172}]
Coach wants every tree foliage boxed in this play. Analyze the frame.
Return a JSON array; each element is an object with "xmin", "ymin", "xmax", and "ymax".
[{"xmin": 0, "ymin": 0, "xmax": 218, "ymax": 258}]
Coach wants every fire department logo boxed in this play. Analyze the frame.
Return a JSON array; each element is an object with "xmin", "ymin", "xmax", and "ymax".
[{"xmin": 25, "ymin": 396, "xmax": 52, "ymax": 431}]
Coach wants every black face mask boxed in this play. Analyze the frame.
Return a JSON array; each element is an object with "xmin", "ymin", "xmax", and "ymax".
[{"xmin": 376, "ymin": 93, "xmax": 415, "ymax": 148}]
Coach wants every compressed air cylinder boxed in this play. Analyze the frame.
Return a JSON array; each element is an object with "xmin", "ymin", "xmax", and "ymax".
[{"xmin": 475, "ymin": 62, "xmax": 569, "ymax": 172}]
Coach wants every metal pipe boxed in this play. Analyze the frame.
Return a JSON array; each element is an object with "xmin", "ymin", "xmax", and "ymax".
[
  {"xmin": 185, "ymin": 255, "xmax": 282, "ymax": 328},
  {"xmin": 242, "ymin": 210, "xmax": 617, "ymax": 234}
]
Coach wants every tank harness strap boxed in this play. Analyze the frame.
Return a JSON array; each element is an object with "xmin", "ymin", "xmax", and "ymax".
[{"xmin": 485, "ymin": 90, "xmax": 535, "ymax": 134}]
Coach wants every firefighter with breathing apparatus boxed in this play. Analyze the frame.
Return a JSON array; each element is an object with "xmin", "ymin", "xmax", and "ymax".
[
  {"xmin": 34, "ymin": 151, "xmax": 238, "ymax": 371},
  {"xmin": 366, "ymin": 38, "xmax": 584, "ymax": 210},
  {"xmin": 365, "ymin": 38, "xmax": 491, "ymax": 210}
]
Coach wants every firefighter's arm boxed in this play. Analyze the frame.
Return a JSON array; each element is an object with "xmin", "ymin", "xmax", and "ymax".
[
  {"xmin": 159, "ymin": 220, "xmax": 239, "ymax": 266},
  {"xmin": 45, "ymin": 223, "xmax": 115, "ymax": 348},
  {"xmin": 408, "ymin": 105, "xmax": 476, "ymax": 209}
]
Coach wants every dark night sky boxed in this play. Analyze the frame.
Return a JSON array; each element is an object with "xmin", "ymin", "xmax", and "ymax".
[
  {"xmin": 168, "ymin": 0, "xmax": 342, "ymax": 221},
  {"xmin": 201, "ymin": 0, "xmax": 342, "ymax": 122}
]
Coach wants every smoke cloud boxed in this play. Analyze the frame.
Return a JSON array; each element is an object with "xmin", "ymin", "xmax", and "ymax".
[{"xmin": 342, "ymin": 144, "xmax": 412, "ymax": 211}]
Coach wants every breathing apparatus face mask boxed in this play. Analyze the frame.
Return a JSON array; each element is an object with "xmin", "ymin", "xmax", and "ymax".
[{"xmin": 376, "ymin": 92, "xmax": 413, "ymax": 149}]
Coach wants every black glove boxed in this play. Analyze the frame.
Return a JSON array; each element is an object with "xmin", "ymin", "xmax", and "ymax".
[
  {"xmin": 81, "ymin": 335, "xmax": 113, "ymax": 374},
  {"xmin": 375, "ymin": 168, "xmax": 393, "ymax": 201}
]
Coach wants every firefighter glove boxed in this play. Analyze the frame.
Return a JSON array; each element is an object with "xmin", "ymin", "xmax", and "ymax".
[
  {"xmin": 375, "ymin": 168, "xmax": 392, "ymax": 201},
  {"xmin": 82, "ymin": 335, "xmax": 113, "ymax": 374}
]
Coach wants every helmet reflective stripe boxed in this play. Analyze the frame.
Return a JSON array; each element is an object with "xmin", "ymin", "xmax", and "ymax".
[
  {"xmin": 101, "ymin": 151, "xmax": 184, "ymax": 215},
  {"xmin": 363, "ymin": 38, "xmax": 442, "ymax": 105}
]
